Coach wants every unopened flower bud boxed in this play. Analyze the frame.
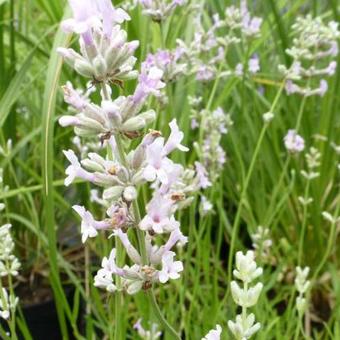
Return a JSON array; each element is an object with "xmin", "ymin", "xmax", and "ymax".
[
  {"xmin": 103, "ymin": 186, "xmax": 124, "ymax": 201},
  {"xmin": 122, "ymin": 117, "xmax": 146, "ymax": 132},
  {"xmin": 93, "ymin": 56, "xmax": 108, "ymax": 79},
  {"xmin": 132, "ymin": 147, "xmax": 146, "ymax": 170},
  {"xmin": 126, "ymin": 280, "xmax": 143, "ymax": 295},
  {"xmin": 123, "ymin": 186, "xmax": 137, "ymax": 201},
  {"xmin": 139, "ymin": 110, "xmax": 156, "ymax": 125},
  {"xmin": 262, "ymin": 111, "xmax": 274, "ymax": 123}
]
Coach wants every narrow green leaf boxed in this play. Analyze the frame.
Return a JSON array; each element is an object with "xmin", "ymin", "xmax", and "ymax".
[
  {"xmin": 41, "ymin": 6, "xmax": 75, "ymax": 339},
  {"xmin": 0, "ymin": 50, "xmax": 34, "ymax": 128}
]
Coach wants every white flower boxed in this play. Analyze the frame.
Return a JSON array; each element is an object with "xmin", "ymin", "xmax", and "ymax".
[
  {"xmin": 295, "ymin": 266, "xmax": 310, "ymax": 294},
  {"xmin": 0, "ymin": 288, "xmax": 9, "ymax": 320},
  {"xmin": 94, "ymin": 249, "xmax": 124, "ymax": 292},
  {"xmin": 149, "ymin": 228, "xmax": 188, "ymax": 265},
  {"xmin": 202, "ymin": 324, "xmax": 222, "ymax": 340},
  {"xmin": 200, "ymin": 195, "xmax": 213, "ymax": 216},
  {"xmin": 262, "ymin": 112, "xmax": 274, "ymax": 123},
  {"xmin": 63, "ymin": 150, "xmax": 95, "ymax": 186},
  {"xmin": 113, "ymin": 229, "xmax": 141, "ymax": 264},
  {"xmin": 139, "ymin": 194, "xmax": 179, "ymax": 234},
  {"xmin": 295, "ymin": 266, "xmax": 310, "ymax": 316},
  {"xmin": 72, "ymin": 205, "xmax": 111, "ymax": 243},
  {"xmin": 134, "ymin": 319, "xmax": 162, "ymax": 339},
  {"xmin": 0, "ymin": 288, "xmax": 18, "ymax": 320},
  {"xmin": 94, "ymin": 268, "xmax": 117, "ymax": 293},
  {"xmin": 229, "ymin": 250, "xmax": 263, "ymax": 339},
  {"xmin": 228, "ymin": 313, "xmax": 261, "ymax": 339},
  {"xmin": 248, "ymin": 56, "xmax": 260, "ymax": 73},
  {"xmin": 195, "ymin": 162, "xmax": 211, "ymax": 189},
  {"xmin": 231, "ymin": 281, "xmax": 263, "ymax": 308},
  {"xmin": 233, "ymin": 251, "xmax": 263, "ymax": 283},
  {"xmin": 158, "ymin": 251, "xmax": 183, "ymax": 283},
  {"xmin": 284, "ymin": 130, "xmax": 305, "ymax": 153},
  {"xmin": 143, "ymin": 119, "xmax": 188, "ymax": 185}
]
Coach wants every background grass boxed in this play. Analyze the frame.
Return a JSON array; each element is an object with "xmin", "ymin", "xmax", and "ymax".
[{"xmin": 0, "ymin": 0, "xmax": 339, "ymax": 339}]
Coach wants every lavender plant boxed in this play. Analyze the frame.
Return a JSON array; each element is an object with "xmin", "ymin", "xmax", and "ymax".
[
  {"xmin": 58, "ymin": 0, "xmax": 201, "ymax": 337},
  {"xmin": 2, "ymin": 0, "xmax": 340, "ymax": 338}
]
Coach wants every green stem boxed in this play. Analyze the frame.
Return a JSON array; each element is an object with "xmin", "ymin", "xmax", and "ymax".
[
  {"xmin": 146, "ymin": 291, "xmax": 182, "ymax": 340},
  {"xmin": 312, "ymin": 202, "xmax": 340, "ymax": 282},
  {"xmin": 293, "ymin": 314, "xmax": 302, "ymax": 340},
  {"xmin": 227, "ymin": 83, "xmax": 284, "ymax": 280},
  {"xmin": 242, "ymin": 282, "xmax": 248, "ymax": 325},
  {"xmin": 298, "ymin": 179, "xmax": 311, "ymax": 265},
  {"xmin": 198, "ymin": 63, "xmax": 223, "ymax": 146},
  {"xmin": 264, "ymin": 94, "xmax": 308, "ymax": 227}
]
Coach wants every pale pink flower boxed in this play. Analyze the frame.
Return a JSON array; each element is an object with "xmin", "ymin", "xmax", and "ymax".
[
  {"xmin": 158, "ymin": 251, "xmax": 183, "ymax": 283},
  {"xmin": 62, "ymin": 0, "xmax": 99, "ymax": 45},
  {"xmin": 163, "ymin": 119, "xmax": 189, "ymax": 154},
  {"xmin": 150, "ymin": 228, "xmax": 188, "ymax": 264},
  {"xmin": 133, "ymin": 67, "xmax": 165, "ymax": 104},
  {"xmin": 72, "ymin": 205, "xmax": 111, "ymax": 243},
  {"xmin": 62, "ymin": 82, "xmax": 88, "ymax": 110},
  {"xmin": 114, "ymin": 229, "xmax": 142, "ymax": 264},
  {"xmin": 94, "ymin": 0, "xmax": 130, "ymax": 37},
  {"xmin": 143, "ymin": 119, "xmax": 188, "ymax": 184},
  {"xmin": 139, "ymin": 194, "xmax": 179, "ymax": 234},
  {"xmin": 202, "ymin": 325, "xmax": 222, "ymax": 340},
  {"xmin": 63, "ymin": 150, "xmax": 95, "ymax": 186},
  {"xmin": 249, "ymin": 56, "xmax": 260, "ymax": 73},
  {"xmin": 284, "ymin": 130, "xmax": 305, "ymax": 153},
  {"xmin": 195, "ymin": 162, "xmax": 212, "ymax": 189}
]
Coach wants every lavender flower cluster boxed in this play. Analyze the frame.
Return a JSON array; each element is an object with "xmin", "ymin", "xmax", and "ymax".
[
  {"xmin": 139, "ymin": 0, "xmax": 186, "ymax": 22},
  {"xmin": 138, "ymin": 0, "xmax": 262, "ymax": 88},
  {"xmin": 279, "ymin": 15, "xmax": 340, "ymax": 96},
  {"xmin": 175, "ymin": 0, "xmax": 262, "ymax": 82},
  {"xmin": 55, "ymin": 1, "xmax": 338, "ymax": 338},
  {"xmin": 58, "ymin": 0, "xmax": 205, "ymax": 298},
  {"xmin": 191, "ymin": 103, "xmax": 233, "ymax": 183}
]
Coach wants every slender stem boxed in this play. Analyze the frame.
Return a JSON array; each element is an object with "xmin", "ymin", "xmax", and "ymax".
[
  {"xmin": 242, "ymin": 282, "xmax": 248, "ymax": 324},
  {"xmin": 84, "ymin": 246, "xmax": 91, "ymax": 316},
  {"xmin": 265, "ymin": 156, "xmax": 291, "ymax": 225},
  {"xmin": 227, "ymin": 84, "xmax": 284, "ymax": 280},
  {"xmin": 264, "ymin": 93, "xmax": 308, "ymax": 227},
  {"xmin": 293, "ymin": 314, "xmax": 302, "ymax": 340},
  {"xmin": 298, "ymin": 179, "xmax": 311, "ymax": 265},
  {"xmin": 294, "ymin": 95, "xmax": 308, "ymax": 133},
  {"xmin": 312, "ymin": 201, "xmax": 340, "ymax": 282},
  {"xmin": 146, "ymin": 291, "xmax": 181, "ymax": 340},
  {"xmin": 198, "ymin": 63, "xmax": 224, "ymax": 146}
]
